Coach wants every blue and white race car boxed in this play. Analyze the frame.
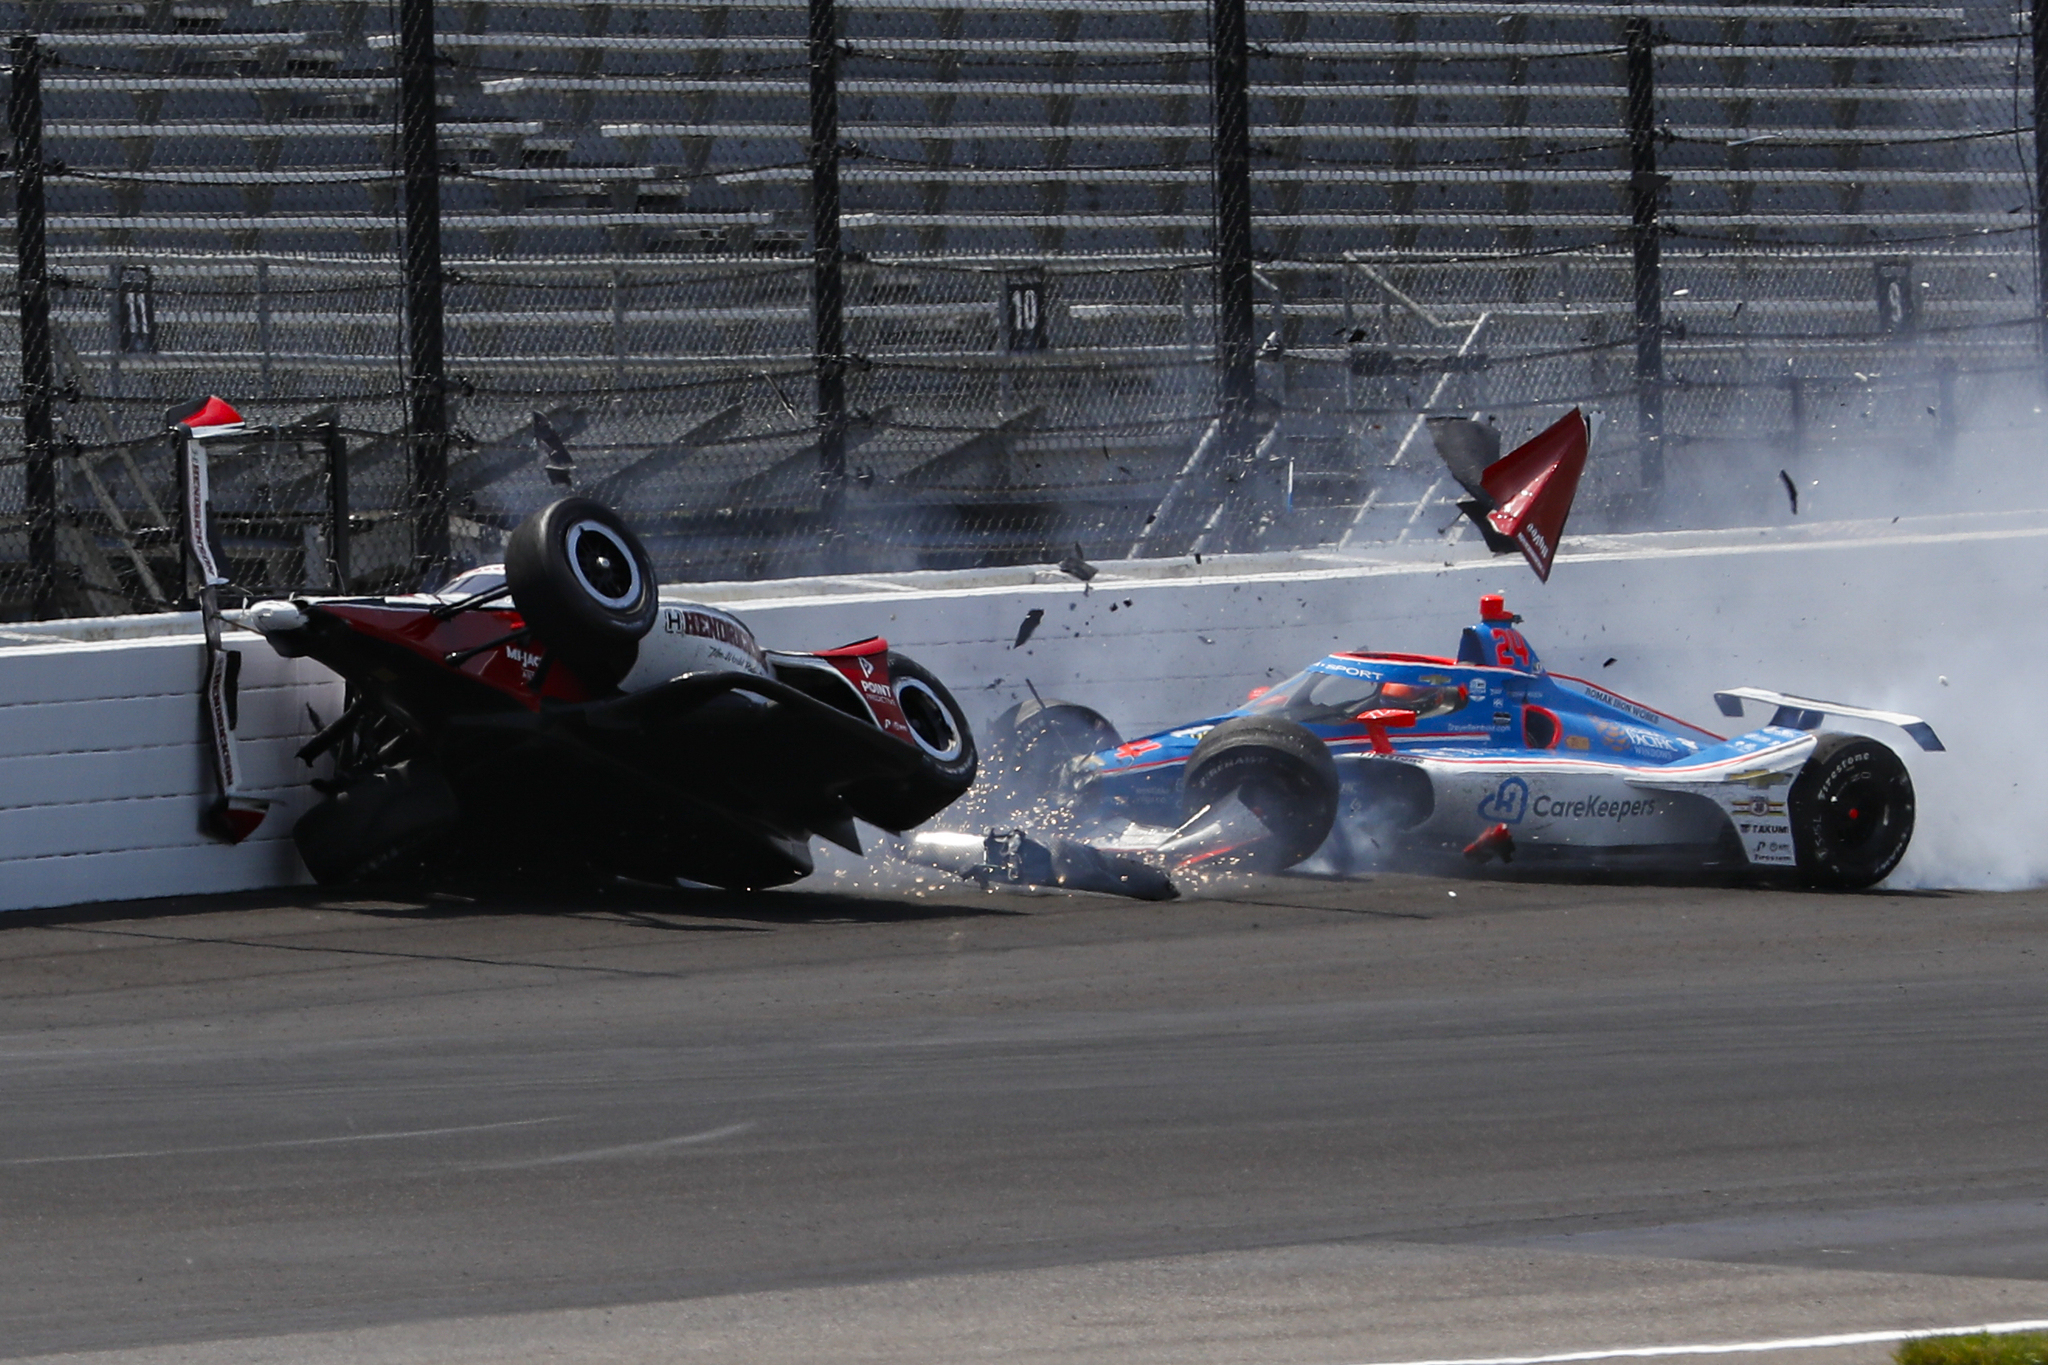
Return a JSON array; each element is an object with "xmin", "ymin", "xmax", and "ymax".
[{"xmin": 921, "ymin": 592, "xmax": 1941, "ymax": 897}]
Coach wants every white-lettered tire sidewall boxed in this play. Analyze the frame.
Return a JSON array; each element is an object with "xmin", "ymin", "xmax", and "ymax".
[{"xmin": 1789, "ymin": 734, "xmax": 1914, "ymax": 890}]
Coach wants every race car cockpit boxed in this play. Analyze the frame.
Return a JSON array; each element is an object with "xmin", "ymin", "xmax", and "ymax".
[{"xmin": 1249, "ymin": 663, "xmax": 1469, "ymax": 727}]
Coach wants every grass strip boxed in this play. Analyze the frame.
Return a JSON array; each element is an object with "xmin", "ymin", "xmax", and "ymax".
[{"xmin": 1898, "ymin": 1333, "xmax": 2048, "ymax": 1365}]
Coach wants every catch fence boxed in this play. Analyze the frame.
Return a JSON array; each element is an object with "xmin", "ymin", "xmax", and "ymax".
[{"xmin": 0, "ymin": 0, "xmax": 2039, "ymax": 617}]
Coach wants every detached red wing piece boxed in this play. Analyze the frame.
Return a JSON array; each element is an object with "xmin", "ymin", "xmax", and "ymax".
[
  {"xmin": 1463, "ymin": 823, "xmax": 1516, "ymax": 865},
  {"xmin": 1477, "ymin": 408, "xmax": 1589, "ymax": 583}
]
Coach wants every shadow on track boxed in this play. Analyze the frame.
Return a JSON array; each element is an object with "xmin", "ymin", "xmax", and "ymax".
[{"xmin": 2, "ymin": 877, "xmax": 1031, "ymax": 939}]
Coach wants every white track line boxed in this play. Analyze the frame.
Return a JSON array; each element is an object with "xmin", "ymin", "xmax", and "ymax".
[
  {"xmin": 467, "ymin": 1120, "xmax": 758, "ymax": 1170},
  {"xmin": 0, "ymin": 1115, "xmax": 568, "ymax": 1165},
  {"xmin": 1345, "ymin": 1321, "xmax": 2048, "ymax": 1365}
]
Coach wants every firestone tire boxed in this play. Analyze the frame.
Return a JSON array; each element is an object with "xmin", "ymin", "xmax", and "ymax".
[
  {"xmin": 849, "ymin": 652, "xmax": 979, "ymax": 832},
  {"xmin": 889, "ymin": 652, "xmax": 977, "ymax": 790},
  {"xmin": 293, "ymin": 762, "xmax": 461, "ymax": 885},
  {"xmin": 1788, "ymin": 733, "xmax": 1914, "ymax": 889},
  {"xmin": 986, "ymin": 698, "xmax": 1122, "ymax": 801},
  {"xmin": 1181, "ymin": 716, "xmax": 1340, "ymax": 871},
  {"xmin": 505, "ymin": 497, "xmax": 658, "ymax": 690}
]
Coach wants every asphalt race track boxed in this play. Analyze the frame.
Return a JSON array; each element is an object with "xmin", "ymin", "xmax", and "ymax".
[{"xmin": 2, "ymin": 872, "xmax": 2045, "ymax": 1364}]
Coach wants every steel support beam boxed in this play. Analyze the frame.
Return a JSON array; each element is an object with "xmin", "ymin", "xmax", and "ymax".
[
  {"xmin": 10, "ymin": 35, "xmax": 57, "ymax": 618},
  {"xmin": 1211, "ymin": 0, "xmax": 1257, "ymax": 441},
  {"xmin": 810, "ymin": 0, "xmax": 849, "ymax": 541},
  {"xmin": 398, "ymin": 0, "xmax": 448, "ymax": 582},
  {"xmin": 1626, "ymin": 16, "xmax": 1664, "ymax": 490},
  {"xmin": 2034, "ymin": 0, "xmax": 2048, "ymax": 375}
]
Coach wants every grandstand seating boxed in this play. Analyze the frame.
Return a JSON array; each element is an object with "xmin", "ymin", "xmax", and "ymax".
[{"xmin": 0, "ymin": 0, "xmax": 2032, "ymax": 606}]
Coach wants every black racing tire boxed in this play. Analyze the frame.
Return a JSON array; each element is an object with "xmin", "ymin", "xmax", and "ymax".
[
  {"xmin": 505, "ymin": 497, "xmax": 658, "ymax": 689},
  {"xmin": 848, "ymin": 652, "xmax": 980, "ymax": 832},
  {"xmin": 888, "ymin": 652, "xmax": 978, "ymax": 791},
  {"xmin": 293, "ymin": 762, "xmax": 461, "ymax": 885},
  {"xmin": 1180, "ymin": 716, "xmax": 1340, "ymax": 871},
  {"xmin": 1788, "ymin": 733, "xmax": 1915, "ymax": 889},
  {"xmin": 986, "ymin": 697, "xmax": 1121, "ymax": 800}
]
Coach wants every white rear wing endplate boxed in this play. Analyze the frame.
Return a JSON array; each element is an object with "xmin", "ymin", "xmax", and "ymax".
[{"xmin": 1713, "ymin": 687, "xmax": 1944, "ymax": 752}]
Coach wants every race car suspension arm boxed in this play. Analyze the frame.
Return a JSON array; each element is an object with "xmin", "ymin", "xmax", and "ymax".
[
  {"xmin": 296, "ymin": 692, "xmax": 369, "ymax": 766},
  {"xmin": 443, "ymin": 626, "xmax": 531, "ymax": 668},
  {"xmin": 428, "ymin": 582, "xmax": 513, "ymax": 620}
]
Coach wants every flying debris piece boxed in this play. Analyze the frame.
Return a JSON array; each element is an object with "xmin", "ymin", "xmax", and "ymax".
[
  {"xmin": 1463, "ymin": 823, "xmax": 1516, "ymax": 864},
  {"xmin": 534, "ymin": 411, "xmax": 577, "ymax": 488},
  {"xmin": 1427, "ymin": 412, "xmax": 1501, "ymax": 505},
  {"xmin": 1603, "ymin": 657, "xmax": 1617, "ymax": 668},
  {"xmin": 1778, "ymin": 469, "xmax": 1799, "ymax": 514},
  {"xmin": 1430, "ymin": 408, "xmax": 1595, "ymax": 582},
  {"xmin": 1013, "ymin": 608, "xmax": 1045, "ymax": 649},
  {"xmin": 1058, "ymin": 543, "xmax": 1098, "ymax": 582}
]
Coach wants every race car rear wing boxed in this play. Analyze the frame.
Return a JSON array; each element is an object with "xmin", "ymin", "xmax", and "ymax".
[{"xmin": 1712, "ymin": 687, "xmax": 1944, "ymax": 752}]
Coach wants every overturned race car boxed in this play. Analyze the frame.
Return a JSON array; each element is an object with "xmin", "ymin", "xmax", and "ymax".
[
  {"xmin": 244, "ymin": 496, "xmax": 978, "ymax": 890},
  {"xmin": 920, "ymin": 593, "xmax": 1941, "ymax": 897}
]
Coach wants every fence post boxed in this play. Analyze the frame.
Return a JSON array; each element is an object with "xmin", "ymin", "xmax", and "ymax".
[
  {"xmin": 1625, "ymin": 16, "xmax": 1664, "ymax": 490},
  {"xmin": 2034, "ymin": 0, "xmax": 2048, "ymax": 377},
  {"xmin": 809, "ymin": 0, "xmax": 848, "ymax": 546},
  {"xmin": 397, "ymin": 0, "xmax": 448, "ymax": 582},
  {"xmin": 1211, "ymin": 0, "xmax": 1256, "ymax": 450},
  {"xmin": 10, "ymin": 35, "xmax": 57, "ymax": 619},
  {"xmin": 324, "ymin": 418, "xmax": 351, "ymax": 591}
]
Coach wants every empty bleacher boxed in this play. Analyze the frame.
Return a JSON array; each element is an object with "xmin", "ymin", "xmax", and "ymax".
[{"xmin": 0, "ymin": 0, "xmax": 2032, "ymax": 610}]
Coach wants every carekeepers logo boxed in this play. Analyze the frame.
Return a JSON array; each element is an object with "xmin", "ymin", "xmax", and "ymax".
[
  {"xmin": 1532, "ymin": 793, "xmax": 1659, "ymax": 822},
  {"xmin": 1477, "ymin": 776, "xmax": 1529, "ymax": 824}
]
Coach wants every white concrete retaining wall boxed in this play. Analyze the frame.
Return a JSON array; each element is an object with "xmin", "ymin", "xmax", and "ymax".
[
  {"xmin": 2, "ymin": 507, "xmax": 2043, "ymax": 912},
  {"xmin": 0, "ymin": 629, "xmax": 341, "ymax": 913}
]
